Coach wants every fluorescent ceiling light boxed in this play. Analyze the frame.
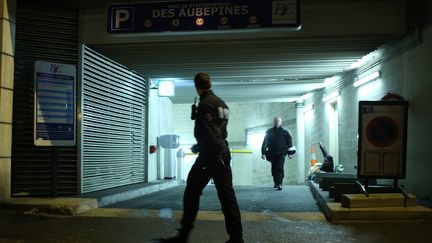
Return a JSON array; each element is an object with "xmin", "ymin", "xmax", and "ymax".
[
  {"xmin": 158, "ymin": 80, "xmax": 175, "ymax": 97},
  {"xmin": 303, "ymin": 103, "xmax": 314, "ymax": 113},
  {"xmin": 353, "ymin": 71, "xmax": 380, "ymax": 87},
  {"xmin": 322, "ymin": 90, "xmax": 339, "ymax": 103}
]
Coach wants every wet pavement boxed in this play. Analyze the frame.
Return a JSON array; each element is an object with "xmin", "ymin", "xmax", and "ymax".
[
  {"xmin": 1, "ymin": 185, "xmax": 432, "ymax": 243},
  {"xmin": 105, "ymin": 185, "xmax": 320, "ymax": 212}
]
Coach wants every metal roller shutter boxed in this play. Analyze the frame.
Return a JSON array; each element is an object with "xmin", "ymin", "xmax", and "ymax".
[
  {"xmin": 12, "ymin": 3, "xmax": 79, "ymax": 196},
  {"xmin": 81, "ymin": 45, "xmax": 147, "ymax": 193}
]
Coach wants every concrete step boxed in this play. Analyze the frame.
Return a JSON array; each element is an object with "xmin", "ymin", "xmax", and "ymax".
[
  {"xmin": 319, "ymin": 176, "xmax": 357, "ymax": 191},
  {"xmin": 329, "ymin": 184, "xmax": 402, "ymax": 202},
  {"xmin": 329, "ymin": 183, "xmax": 363, "ymax": 201},
  {"xmin": 308, "ymin": 180, "xmax": 432, "ymax": 221},
  {"xmin": 341, "ymin": 193, "xmax": 416, "ymax": 208},
  {"xmin": 313, "ymin": 172, "xmax": 356, "ymax": 183}
]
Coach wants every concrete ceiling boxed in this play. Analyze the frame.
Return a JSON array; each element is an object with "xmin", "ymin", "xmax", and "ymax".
[
  {"xmin": 25, "ymin": 0, "xmax": 407, "ymax": 103},
  {"xmin": 94, "ymin": 32, "xmax": 398, "ymax": 103},
  {"xmin": 91, "ymin": 34, "xmax": 395, "ymax": 103}
]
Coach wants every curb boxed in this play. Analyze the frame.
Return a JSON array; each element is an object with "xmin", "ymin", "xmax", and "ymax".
[
  {"xmin": 0, "ymin": 198, "xmax": 98, "ymax": 215},
  {"xmin": 0, "ymin": 180, "xmax": 183, "ymax": 215}
]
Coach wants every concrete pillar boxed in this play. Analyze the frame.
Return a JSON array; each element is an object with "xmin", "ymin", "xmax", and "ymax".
[
  {"xmin": 295, "ymin": 101, "xmax": 306, "ymax": 184},
  {"xmin": 0, "ymin": 0, "xmax": 15, "ymax": 200}
]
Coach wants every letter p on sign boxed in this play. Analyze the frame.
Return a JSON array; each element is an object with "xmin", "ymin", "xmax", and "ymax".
[{"xmin": 111, "ymin": 7, "xmax": 133, "ymax": 31}]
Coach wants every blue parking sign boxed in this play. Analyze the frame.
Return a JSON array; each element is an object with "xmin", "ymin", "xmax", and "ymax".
[{"xmin": 110, "ymin": 7, "xmax": 134, "ymax": 31}]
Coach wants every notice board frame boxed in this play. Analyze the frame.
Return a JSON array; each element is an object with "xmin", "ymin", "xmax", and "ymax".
[
  {"xmin": 357, "ymin": 100, "xmax": 408, "ymax": 180},
  {"xmin": 34, "ymin": 60, "xmax": 76, "ymax": 147}
]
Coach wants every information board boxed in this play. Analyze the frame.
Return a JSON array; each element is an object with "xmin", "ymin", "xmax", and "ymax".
[
  {"xmin": 34, "ymin": 61, "xmax": 76, "ymax": 146},
  {"xmin": 107, "ymin": 0, "xmax": 301, "ymax": 33}
]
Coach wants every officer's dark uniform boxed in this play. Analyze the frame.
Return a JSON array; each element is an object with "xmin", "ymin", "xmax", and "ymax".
[
  {"xmin": 261, "ymin": 126, "xmax": 293, "ymax": 188},
  {"xmin": 182, "ymin": 89, "xmax": 243, "ymax": 242}
]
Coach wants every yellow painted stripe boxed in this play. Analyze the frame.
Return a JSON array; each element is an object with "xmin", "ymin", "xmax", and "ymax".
[
  {"xmin": 185, "ymin": 149, "xmax": 253, "ymax": 156},
  {"xmin": 230, "ymin": 150, "xmax": 253, "ymax": 154},
  {"xmin": 79, "ymin": 208, "xmax": 325, "ymax": 222}
]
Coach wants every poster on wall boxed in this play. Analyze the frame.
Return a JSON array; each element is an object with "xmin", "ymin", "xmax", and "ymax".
[
  {"xmin": 34, "ymin": 61, "xmax": 76, "ymax": 146},
  {"xmin": 357, "ymin": 101, "xmax": 408, "ymax": 179}
]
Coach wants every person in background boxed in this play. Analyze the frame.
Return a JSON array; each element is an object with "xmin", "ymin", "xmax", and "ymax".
[
  {"xmin": 261, "ymin": 117, "xmax": 296, "ymax": 191},
  {"xmin": 317, "ymin": 141, "xmax": 334, "ymax": 173}
]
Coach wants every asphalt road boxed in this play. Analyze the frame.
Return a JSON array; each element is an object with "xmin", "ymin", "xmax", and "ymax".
[{"xmin": 1, "ymin": 185, "xmax": 432, "ymax": 243}]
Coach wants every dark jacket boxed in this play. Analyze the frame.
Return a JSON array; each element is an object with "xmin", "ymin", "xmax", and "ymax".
[
  {"xmin": 319, "ymin": 144, "xmax": 334, "ymax": 172},
  {"xmin": 194, "ymin": 90, "xmax": 230, "ymax": 160},
  {"xmin": 261, "ymin": 126, "xmax": 293, "ymax": 157}
]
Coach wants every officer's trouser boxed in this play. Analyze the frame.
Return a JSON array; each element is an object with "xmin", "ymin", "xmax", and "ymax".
[
  {"xmin": 180, "ymin": 156, "xmax": 243, "ymax": 242},
  {"xmin": 271, "ymin": 154, "xmax": 286, "ymax": 185}
]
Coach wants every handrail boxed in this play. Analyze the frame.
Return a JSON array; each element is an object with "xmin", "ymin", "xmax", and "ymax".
[
  {"xmin": 355, "ymin": 180, "xmax": 369, "ymax": 197},
  {"xmin": 399, "ymin": 185, "xmax": 410, "ymax": 208}
]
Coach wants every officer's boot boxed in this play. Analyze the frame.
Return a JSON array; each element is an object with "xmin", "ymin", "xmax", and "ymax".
[
  {"xmin": 277, "ymin": 183, "xmax": 282, "ymax": 191},
  {"xmin": 226, "ymin": 238, "xmax": 245, "ymax": 243},
  {"xmin": 159, "ymin": 228, "xmax": 190, "ymax": 243}
]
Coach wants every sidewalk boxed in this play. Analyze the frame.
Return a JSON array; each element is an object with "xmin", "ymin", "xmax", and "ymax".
[
  {"xmin": 3, "ymin": 179, "xmax": 432, "ymax": 221},
  {"xmin": 0, "ymin": 179, "xmax": 182, "ymax": 215}
]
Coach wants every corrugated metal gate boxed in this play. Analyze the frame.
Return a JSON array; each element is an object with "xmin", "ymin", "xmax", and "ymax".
[
  {"xmin": 81, "ymin": 45, "xmax": 147, "ymax": 193},
  {"xmin": 12, "ymin": 2, "xmax": 148, "ymax": 196},
  {"xmin": 12, "ymin": 3, "xmax": 79, "ymax": 196}
]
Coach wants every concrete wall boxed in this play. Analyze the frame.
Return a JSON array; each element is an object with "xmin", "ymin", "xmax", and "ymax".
[
  {"xmin": 173, "ymin": 101, "xmax": 303, "ymax": 186},
  {"xmin": 304, "ymin": 25, "xmax": 432, "ymax": 200},
  {"xmin": 0, "ymin": 0, "xmax": 15, "ymax": 200},
  {"xmin": 147, "ymin": 89, "xmax": 173, "ymax": 182},
  {"xmin": 79, "ymin": 0, "xmax": 406, "ymax": 44},
  {"xmin": 402, "ymin": 26, "xmax": 432, "ymax": 199}
]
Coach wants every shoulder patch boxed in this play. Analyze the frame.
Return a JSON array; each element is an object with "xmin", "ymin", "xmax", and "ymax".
[{"xmin": 218, "ymin": 107, "xmax": 230, "ymax": 119}]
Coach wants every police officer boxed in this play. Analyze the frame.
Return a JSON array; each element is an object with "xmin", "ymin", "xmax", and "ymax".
[
  {"xmin": 261, "ymin": 117, "xmax": 295, "ymax": 190},
  {"xmin": 160, "ymin": 73, "xmax": 244, "ymax": 243}
]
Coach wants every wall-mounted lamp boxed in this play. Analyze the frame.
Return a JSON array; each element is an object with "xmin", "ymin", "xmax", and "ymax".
[
  {"xmin": 303, "ymin": 103, "xmax": 314, "ymax": 113},
  {"xmin": 353, "ymin": 71, "xmax": 380, "ymax": 87},
  {"xmin": 322, "ymin": 90, "xmax": 339, "ymax": 103},
  {"xmin": 158, "ymin": 80, "xmax": 175, "ymax": 97}
]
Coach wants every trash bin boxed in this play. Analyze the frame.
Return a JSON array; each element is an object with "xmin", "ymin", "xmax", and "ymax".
[
  {"xmin": 159, "ymin": 134, "xmax": 180, "ymax": 179},
  {"xmin": 176, "ymin": 148, "xmax": 186, "ymax": 180}
]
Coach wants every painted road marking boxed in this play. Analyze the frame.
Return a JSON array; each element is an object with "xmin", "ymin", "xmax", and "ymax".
[{"xmin": 78, "ymin": 208, "xmax": 326, "ymax": 222}]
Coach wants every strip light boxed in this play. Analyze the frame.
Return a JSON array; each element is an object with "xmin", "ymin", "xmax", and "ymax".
[
  {"xmin": 322, "ymin": 90, "xmax": 339, "ymax": 103},
  {"xmin": 353, "ymin": 71, "xmax": 380, "ymax": 87}
]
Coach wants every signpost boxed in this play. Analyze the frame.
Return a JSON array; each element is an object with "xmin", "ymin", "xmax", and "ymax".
[
  {"xmin": 34, "ymin": 61, "xmax": 76, "ymax": 198},
  {"xmin": 358, "ymin": 101, "xmax": 408, "ymax": 180},
  {"xmin": 107, "ymin": 0, "xmax": 301, "ymax": 34}
]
